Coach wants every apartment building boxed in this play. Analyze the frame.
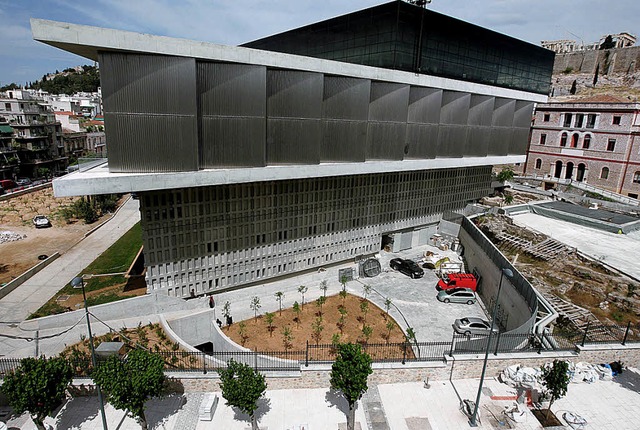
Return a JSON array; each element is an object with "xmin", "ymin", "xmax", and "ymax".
[{"xmin": 0, "ymin": 92, "xmax": 66, "ymax": 178}]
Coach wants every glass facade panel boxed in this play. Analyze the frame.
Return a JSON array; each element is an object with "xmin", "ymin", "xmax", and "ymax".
[{"xmin": 245, "ymin": 2, "xmax": 553, "ymax": 95}]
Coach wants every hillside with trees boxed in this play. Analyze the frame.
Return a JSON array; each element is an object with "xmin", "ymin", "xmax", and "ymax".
[{"xmin": 1, "ymin": 65, "xmax": 100, "ymax": 95}]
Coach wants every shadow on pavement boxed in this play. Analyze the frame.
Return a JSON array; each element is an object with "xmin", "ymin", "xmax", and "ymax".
[
  {"xmin": 231, "ymin": 397, "xmax": 272, "ymax": 428},
  {"xmin": 324, "ymin": 387, "xmax": 350, "ymax": 416},
  {"xmin": 145, "ymin": 393, "xmax": 186, "ymax": 429},
  {"xmin": 53, "ymin": 397, "xmax": 99, "ymax": 429},
  {"xmin": 613, "ymin": 368, "xmax": 640, "ymax": 394}
]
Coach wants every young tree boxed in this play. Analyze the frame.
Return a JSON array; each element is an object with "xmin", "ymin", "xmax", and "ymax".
[
  {"xmin": 340, "ymin": 275, "xmax": 348, "ymax": 292},
  {"xmin": 274, "ymin": 291, "xmax": 285, "ymax": 315},
  {"xmin": 281, "ymin": 326, "xmax": 294, "ymax": 350},
  {"xmin": 496, "ymin": 167, "xmax": 514, "ymax": 183},
  {"xmin": 338, "ymin": 306, "xmax": 348, "ymax": 334},
  {"xmin": 359, "ymin": 300, "xmax": 370, "ymax": 327},
  {"xmin": 362, "ymin": 284, "xmax": 371, "ymax": 300},
  {"xmin": 1, "ymin": 356, "xmax": 73, "ymax": 430},
  {"xmin": 298, "ymin": 285, "xmax": 308, "ymax": 309},
  {"xmin": 385, "ymin": 320, "xmax": 395, "ymax": 343},
  {"xmin": 330, "ymin": 343, "xmax": 373, "ymax": 430},
  {"xmin": 540, "ymin": 360, "xmax": 570, "ymax": 422},
  {"xmin": 222, "ymin": 301, "xmax": 232, "ymax": 329},
  {"xmin": 383, "ymin": 298, "xmax": 393, "ymax": 320},
  {"xmin": 361, "ymin": 325, "xmax": 373, "ymax": 344},
  {"xmin": 92, "ymin": 349, "xmax": 165, "ymax": 430},
  {"xmin": 312, "ymin": 317, "xmax": 324, "ymax": 345},
  {"xmin": 238, "ymin": 322, "xmax": 248, "ymax": 346},
  {"xmin": 265, "ymin": 312, "xmax": 275, "ymax": 337},
  {"xmin": 339, "ymin": 290, "xmax": 347, "ymax": 307},
  {"xmin": 292, "ymin": 301, "xmax": 302, "ymax": 328},
  {"xmin": 219, "ymin": 359, "xmax": 267, "ymax": 430},
  {"xmin": 319, "ymin": 280, "xmax": 328, "ymax": 297},
  {"xmin": 250, "ymin": 296, "xmax": 261, "ymax": 321},
  {"xmin": 316, "ymin": 296, "xmax": 327, "ymax": 317}
]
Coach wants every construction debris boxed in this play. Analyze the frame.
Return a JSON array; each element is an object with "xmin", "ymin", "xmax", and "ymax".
[{"xmin": 0, "ymin": 231, "xmax": 26, "ymax": 244}]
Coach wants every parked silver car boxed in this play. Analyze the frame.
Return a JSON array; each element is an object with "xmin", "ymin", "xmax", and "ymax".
[
  {"xmin": 453, "ymin": 317, "xmax": 498, "ymax": 336},
  {"xmin": 437, "ymin": 287, "xmax": 477, "ymax": 305}
]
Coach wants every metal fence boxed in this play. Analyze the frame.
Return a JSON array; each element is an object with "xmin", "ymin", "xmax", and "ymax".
[{"xmin": 3, "ymin": 323, "xmax": 639, "ymax": 377}]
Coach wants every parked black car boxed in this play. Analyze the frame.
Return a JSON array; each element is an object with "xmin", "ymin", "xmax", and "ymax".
[{"xmin": 389, "ymin": 258, "xmax": 424, "ymax": 279}]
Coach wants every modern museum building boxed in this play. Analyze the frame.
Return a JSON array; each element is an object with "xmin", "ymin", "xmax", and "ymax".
[{"xmin": 32, "ymin": 1, "xmax": 553, "ymax": 297}]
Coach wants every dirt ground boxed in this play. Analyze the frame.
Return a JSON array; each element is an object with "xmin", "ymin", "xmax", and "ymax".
[
  {"xmin": 0, "ymin": 187, "xmax": 118, "ymax": 285},
  {"xmin": 225, "ymin": 293, "xmax": 407, "ymax": 353}
]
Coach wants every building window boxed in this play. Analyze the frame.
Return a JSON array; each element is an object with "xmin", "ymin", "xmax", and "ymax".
[
  {"xmin": 535, "ymin": 159, "xmax": 542, "ymax": 169},
  {"xmin": 575, "ymin": 113, "xmax": 584, "ymax": 128},
  {"xmin": 583, "ymin": 134, "xmax": 591, "ymax": 149},
  {"xmin": 571, "ymin": 133, "xmax": 579, "ymax": 148},
  {"xmin": 633, "ymin": 171, "xmax": 640, "ymax": 184},
  {"xmin": 560, "ymin": 132, "xmax": 568, "ymax": 147},
  {"xmin": 543, "ymin": 113, "xmax": 550, "ymax": 122},
  {"xmin": 613, "ymin": 116, "xmax": 621, "ymax": 125},
  {"xmin": 607, "ymin": 139, "xmax": 616, "ymax": 151},
  {"xmin": 563, "ymin": 113, "xmax": 572, "ymax": 127},
  {"xmin": 540, "ymin": 134, "xmax": 547, "ymax": 145},
  {"xmin": 601, "ymin": 167, "xmax": 609, "ymax": 179},
  {"xmin": 4, "ymin": 103, "xmax": 10, "ymax": 111},
  {"xmin": 586, "ymin": 114, "xmax": 597, "ymax": 128}
]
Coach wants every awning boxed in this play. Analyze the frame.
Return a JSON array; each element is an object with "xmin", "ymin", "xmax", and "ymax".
[{"xmin": 0, "ymin": 125, "xmax": 14, "ymax": 133}]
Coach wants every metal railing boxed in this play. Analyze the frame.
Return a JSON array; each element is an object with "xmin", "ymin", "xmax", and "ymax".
[
  {"xmin": 3, "ymin": 323, "xmax": 639, "ymax": 377},
  {"xmin": 521, "ymin": 174, "xmax": 640, "ymax": 206}
]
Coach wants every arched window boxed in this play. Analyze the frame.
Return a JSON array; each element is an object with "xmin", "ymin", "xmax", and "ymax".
[
  {"xmin": 601, "ymin": 167, "xmax": 609, "ymax": 179},
  {"xmin": 633, "ymin": 171, "xmax": 640, "ymax": 184},
  {"xmin": 535, "ymin": 159, "xmax": 542, "ymax": 169},
  {"xmin": 583, "ymin": 134, "xmax": 591, "ymax": 149},
  {"xmin": 560, "ymin": 132, "xmax": 568, "ymax": 147},
  {"xmin": 571, "ymin": 133, "xmax": 579, "ymax": 148}
]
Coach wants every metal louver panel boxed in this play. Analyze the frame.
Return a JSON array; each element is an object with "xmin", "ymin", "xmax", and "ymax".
[
  {"xmin": 321, "ymin": 76, "xmax": 370, "ymax": 162},
  {"xmin": 267, "ymin": 70, "xmax": 323, "ymax": 164},
  {"xmin": 321, "ymin": 120, "xmax": 367, "ymax": 162},
  {"xmin": 437, "ymin": 125, "xmax": 468, "ymax": 158},
  {"xmin": 197, "ymin": 62, "xmax": 266, "ymax": 167},
  {"xmin": 100, "ymin": 52, "xmax": 198, "ymax": 172},
  {"xmin": 366, "ymin": 82, "xmax": 409, "ymax": 160},
  {"xmin": 405, "ymin": 123, "xmax": 438, "ymax": 159},
  {"xmin": 440, "ymin": 91, "xmax": 470, "ymax": 125}
]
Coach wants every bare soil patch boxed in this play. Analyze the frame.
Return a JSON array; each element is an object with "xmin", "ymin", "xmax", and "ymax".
[
  {"xmin": 0, "ymin": 187, "xmax": 121, "ymax": 285},
  {"xmin": 61, "ymin": 322, "xmax": 188, "ymax": 375},
  {"xmin": 224, "ymin": 293, "xmax": 409, "ymax": 358}
]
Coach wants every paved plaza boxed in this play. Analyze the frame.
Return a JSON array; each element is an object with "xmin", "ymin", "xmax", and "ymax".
[{"xmin": 3, "ymin": 368, "xmax": 640, "ymax": 429}]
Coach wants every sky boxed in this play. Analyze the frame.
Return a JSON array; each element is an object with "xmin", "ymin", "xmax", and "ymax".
[{"xmin": 1, "ymin": 0, "xmax": 639, "ymax": 86}]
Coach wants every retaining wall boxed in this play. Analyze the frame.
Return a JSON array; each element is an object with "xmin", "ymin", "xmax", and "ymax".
[
  {"xmin": 20, "ymin": 293, "xmax": 203, "ymax": 331},
  {"xmin": 174, "ymin": 343, "xmax": 640, "ymax": 392},
  {"xmin": 0, "ymin": 252, "xmax": 60, "ymax": 300}
]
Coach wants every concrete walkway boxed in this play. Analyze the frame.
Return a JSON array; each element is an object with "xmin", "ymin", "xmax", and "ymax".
[
  {"xmin": 0, "ymin": 197, "xmax": 140, "ymax": 324},
  {"xmin": 4, "ymin": 369, "xmax": 640, "ymax": 429}
]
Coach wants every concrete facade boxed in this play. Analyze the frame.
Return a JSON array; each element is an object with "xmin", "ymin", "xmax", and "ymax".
[
  {"xmin": 525, "ymin": 97, "xmax": 640, "ymax": 198},
  {"xmin": 32, "ymin": 4, "xmax": 550, "ymax": 298}
]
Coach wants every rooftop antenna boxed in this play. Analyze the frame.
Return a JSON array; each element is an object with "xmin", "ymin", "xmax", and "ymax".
[{"xmin": 408, "ymin": 0, "xmax": 432, "ymax": 7}]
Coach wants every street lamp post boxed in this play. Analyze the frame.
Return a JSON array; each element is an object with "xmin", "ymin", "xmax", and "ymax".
[
  {"xmin": 71, "ymin": 276, "xmax": 109, "ymax": 430},
  {"xmin": 469, "ymin": 267, "xmax": 513, "ymax": 427}
]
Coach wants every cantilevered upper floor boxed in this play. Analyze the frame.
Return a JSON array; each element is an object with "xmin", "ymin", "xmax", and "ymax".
[{"xmin": 31, "ymin": 10, "xmax": 550, "ymax": 197}]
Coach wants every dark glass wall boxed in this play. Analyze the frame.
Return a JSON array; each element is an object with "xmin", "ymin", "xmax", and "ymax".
[{"xmin": 244, "ymin": 1, "xmax": 553, "ymax": 95}]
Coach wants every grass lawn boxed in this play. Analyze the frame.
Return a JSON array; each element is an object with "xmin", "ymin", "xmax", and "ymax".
[{"xmin": 29, "ymin": 222, "xmax": 143, "ymax": 319}]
